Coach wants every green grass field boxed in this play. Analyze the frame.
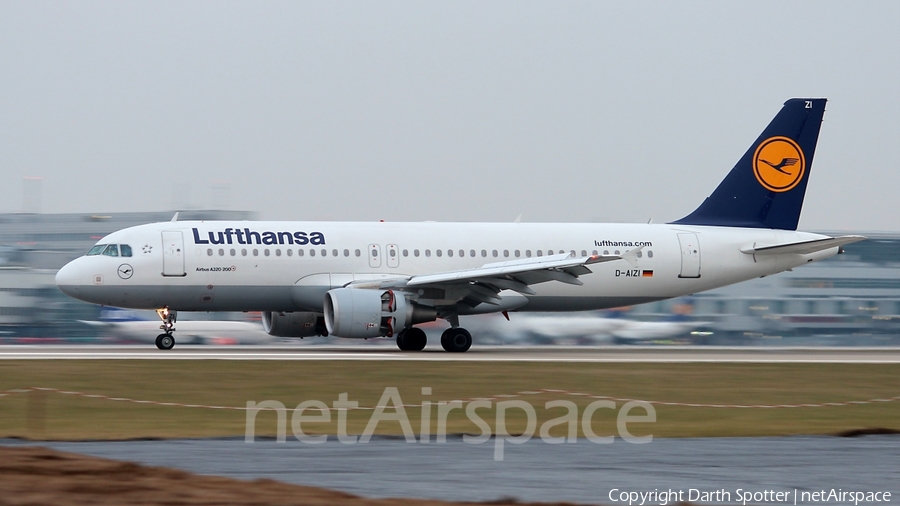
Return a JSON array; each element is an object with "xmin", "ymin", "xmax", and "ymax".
[{"xmin": 1, "ymin": 360, "xmax": 898, "ymax": 440}]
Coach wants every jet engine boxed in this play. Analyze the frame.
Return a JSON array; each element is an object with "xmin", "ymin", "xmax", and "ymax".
[
  {"xmin": 324, "ymin": 288, "xmax": 436, "ymax": 338},
  {"xmin": 262, "ymin": 311, "xmax": 326, "ymax": 337}
]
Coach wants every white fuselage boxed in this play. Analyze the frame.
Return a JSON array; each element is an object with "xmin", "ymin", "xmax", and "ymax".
[{"xmin": 55, "ymin": 220, "xmax": 837, "ymax": 316}]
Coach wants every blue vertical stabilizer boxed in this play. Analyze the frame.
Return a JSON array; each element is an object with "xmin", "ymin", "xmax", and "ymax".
[{"xmin": 672, "ymin": 98, "xmax": 826, "ymax": 230}]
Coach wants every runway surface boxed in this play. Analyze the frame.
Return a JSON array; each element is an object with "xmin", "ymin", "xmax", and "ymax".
[{"xmin": 2, "ymin": 344, "xmax": 900, "ymax": 362}]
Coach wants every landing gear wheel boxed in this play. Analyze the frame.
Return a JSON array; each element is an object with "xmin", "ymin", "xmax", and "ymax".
[
  {"xmin": 403, "ymin": 328, "xmax": 427, "ymax": 351},
  {"xmin": 156, "ymin": 333, "xmax": 175, "ymax": 350},
  {"xmin": 396, "ymin": 328, "xmax": 427, "ymax": 351},
  {"xmin": 440, "ymin": 328, "xmax": 472, "ymax": 353}
]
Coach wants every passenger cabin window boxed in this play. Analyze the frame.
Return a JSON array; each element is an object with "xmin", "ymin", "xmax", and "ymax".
[
  {"xmin": 87, "ymin": 245, "xmax": 106, "ymax": 256},
  {"xmin": 102, "ymin": 244, "xmax": 119, "ymax": 257},
  {"xmin": 120, "ymin": 245, "xmax": 133, "ymax": 257}
]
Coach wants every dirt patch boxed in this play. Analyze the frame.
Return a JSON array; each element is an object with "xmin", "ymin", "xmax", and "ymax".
[
  {"xmin": 834, "ymin": 427, "xmax": 900, "ymax": 437},
  {"xmin": 0, "ymin": 446, "xmax": 586, "ymax": 506}
]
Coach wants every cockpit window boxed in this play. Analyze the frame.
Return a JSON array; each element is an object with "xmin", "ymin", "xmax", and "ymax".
[
  {"xmin": 120, "ymin": 244, "xmax": 133, "ymax": 257},
  {"xmin": 102, "ymin": 244, "xmax": 119, "ymax": 257},
  {"xmin": 87, "ymin": 245, "xmax": 106, "ymax": 256}
]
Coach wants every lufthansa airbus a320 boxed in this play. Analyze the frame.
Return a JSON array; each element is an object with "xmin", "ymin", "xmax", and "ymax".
[{"xmin": 56, "ymin": 98, "xmax": 864, "ymax": 352}]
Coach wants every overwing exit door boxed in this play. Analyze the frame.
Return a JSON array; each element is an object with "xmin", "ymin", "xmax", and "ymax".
[
  {"xmin": 368, "ymin": 244, "xmax": 382, "ymax": 268},
  {"xmin": 386, "ymin": 244, "xmax": 400, "ymax": 268}
]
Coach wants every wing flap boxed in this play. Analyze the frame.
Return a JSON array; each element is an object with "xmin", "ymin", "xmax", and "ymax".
[{"xmin": 741, "ymin": 235, "xmax": 865, "ymax": 256}]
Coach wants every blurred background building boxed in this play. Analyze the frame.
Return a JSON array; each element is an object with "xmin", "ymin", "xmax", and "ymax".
[{"xmin": 1, "ymin": 211, "xmax": 896, "ymax": 345}]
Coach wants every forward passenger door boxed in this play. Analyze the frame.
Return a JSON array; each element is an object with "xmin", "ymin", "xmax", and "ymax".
[{"xmin": 162, "ymin": 231, "xmax": 186, "ymax": 277}]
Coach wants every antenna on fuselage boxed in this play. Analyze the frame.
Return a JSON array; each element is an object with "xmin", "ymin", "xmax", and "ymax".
[{"xmin": 171, "ymin": 212, "xmax": 179, "ymax": 222}]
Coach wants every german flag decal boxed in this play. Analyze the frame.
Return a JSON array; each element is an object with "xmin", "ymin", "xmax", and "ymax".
[{"xmin": 642, "ymin": 270, "xmax": 654, "ymax": 277}]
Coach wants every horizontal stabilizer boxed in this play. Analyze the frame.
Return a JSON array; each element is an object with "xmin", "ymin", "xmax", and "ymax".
[{"xmin": 741, "ymin": 235, "xmax": 865, "ymax": 256}]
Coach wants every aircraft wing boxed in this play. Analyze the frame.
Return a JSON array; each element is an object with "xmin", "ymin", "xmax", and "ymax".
[
  {"xmin": 409, "ymin": 253, "xmax": 618, "ymax": 288},
  {"xmin": 349, "ymin": 252, "xmax": 626, "ymax": 306},
  {"xmin": 740, "ymin": 235, "xmax": 865, "ymax": 256}
]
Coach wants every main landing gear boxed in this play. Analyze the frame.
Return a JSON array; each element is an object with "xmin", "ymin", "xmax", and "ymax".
[
  {"xmin": 395, "ymin": 326, "xmax": 473, "ymax": 352},
  {"xmin": 396, "ymin": 327, "xmax": 427, "ymax": 351},
  {"xmin": 155, "ymin": 307, "xmax": 177, "ymax": 350},
  {"xmin": 440, "ymin": 327, "xmax": 472, "ymax": 353}
]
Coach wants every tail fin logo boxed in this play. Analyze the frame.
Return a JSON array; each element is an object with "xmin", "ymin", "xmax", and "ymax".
[{"xmin": 753, "ymin": 136, "xmax": 806, "ymax": 192}]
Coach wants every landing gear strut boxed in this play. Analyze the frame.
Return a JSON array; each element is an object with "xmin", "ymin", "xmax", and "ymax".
[
  {"xmin": 396, "ymin": 327, "xmax": 427, "ymax": 351},
  {"xmin": 440, "ymin": 327, "xmax": 472, "ymax": 353},
  {"xmin": 155, "ymin": 307, "xmax": 177, "ymax": 350}
]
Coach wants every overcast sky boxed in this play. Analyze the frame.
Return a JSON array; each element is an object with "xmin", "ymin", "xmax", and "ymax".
[{"xmin": 1, "ymin": 1, "xmax": 898, "ymax": 230}]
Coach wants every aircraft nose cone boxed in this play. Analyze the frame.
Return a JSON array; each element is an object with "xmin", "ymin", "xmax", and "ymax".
[{"xmin": 56, "ymin": 260, "xmax": 83, "ymax": 298}]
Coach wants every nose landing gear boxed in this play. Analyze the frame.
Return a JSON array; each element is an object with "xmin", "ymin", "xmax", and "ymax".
[{"xmin": 155, "ymin": 307, "xmax": 177, "ymax": 350}]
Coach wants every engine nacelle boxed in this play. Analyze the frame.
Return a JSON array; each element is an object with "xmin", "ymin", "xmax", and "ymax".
[
  {"xmin": 262, "ymin": 311, "xmax": 326, "ymax": 337},
  {"xmin": 324, "ymin": 288, "xmax": 436, "ymax": 338}
]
